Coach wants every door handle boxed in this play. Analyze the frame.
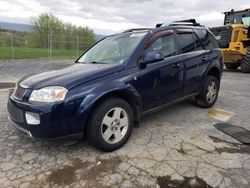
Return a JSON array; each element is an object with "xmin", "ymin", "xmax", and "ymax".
[
  {"xmin": 201, "ymin": 57, "xmax": 207, "ymax": 61},
  {"xmin": 172, "ymin": 63, "xmax": 182, "ymax": 71}
]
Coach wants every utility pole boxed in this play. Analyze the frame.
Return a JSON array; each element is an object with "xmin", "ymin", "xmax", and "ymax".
[
  {"xmin": 10, "ymin": 32, "xmax": 14, "ymax": 60},
  {"xmin": 76, "ymin": 34, "xmax": 79, "ymax": 57},
  {"xmin": 48, "ymin": 30, "xmax": 50, "ymax": 60},
  {"xmin": 49, "ymin": 28, "xmax": 52, "ymax": 61}
]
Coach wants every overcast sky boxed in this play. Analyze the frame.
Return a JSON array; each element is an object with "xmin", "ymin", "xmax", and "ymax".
[{"xmin": 0, "ymin": 0, "xmax": 250, "ymax": 34}]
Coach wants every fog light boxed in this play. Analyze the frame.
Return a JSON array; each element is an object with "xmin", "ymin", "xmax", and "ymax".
[{"xmin": 25, "ymin": 112, "xmax": 40, "ymax": 125}]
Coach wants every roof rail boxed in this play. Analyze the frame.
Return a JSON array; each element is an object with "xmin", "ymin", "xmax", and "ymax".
[{"xmin": 122, "ymin": 28, "xmax": 151, "ymax": 33}]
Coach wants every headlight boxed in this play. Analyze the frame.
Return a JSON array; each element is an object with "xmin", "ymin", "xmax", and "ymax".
[{"xmin": 29, "ymin": 86, "xmax": 68, "ymax": 103}]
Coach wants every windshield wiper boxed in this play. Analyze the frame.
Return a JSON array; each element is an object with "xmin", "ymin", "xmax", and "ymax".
[
  {"xmin": 89, "ymin": 61, "xmax": 108, "ymax": 64},
  {"xmin": 75, "ymin": 61, "xmax": 108, "ymax": 64}
]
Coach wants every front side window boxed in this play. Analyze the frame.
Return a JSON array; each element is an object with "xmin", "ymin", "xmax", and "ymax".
[
  {"xmin": 78, "ymin": 32, "xmax": 147, "ymax": 64},
  {"xmin": 145, "ymin": 34, "xmax": 176, "ymax": 57}
]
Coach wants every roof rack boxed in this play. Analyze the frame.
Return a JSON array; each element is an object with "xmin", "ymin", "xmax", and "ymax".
[
  {"xmin": 156, "ymin": 23, "xmax": 164, "ymax": 28},
  {"xmin": 122, "ymin": 28, "xmax": 152, "ymax": 33},
  {"xmin": 174, "ymin": 19, "xmax": 199, "ymax": 25},
  {"xmin": 156, "ymin": 19, "xmax": 201, "ymax": 27}
]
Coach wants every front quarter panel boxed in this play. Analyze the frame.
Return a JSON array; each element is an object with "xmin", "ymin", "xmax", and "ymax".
[{"xmin": 62, "ymin": 68, "xmax": 142, "ymax": 135}]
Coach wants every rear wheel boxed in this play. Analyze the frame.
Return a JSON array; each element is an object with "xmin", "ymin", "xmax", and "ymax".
[
  {"xmin": 225, "ymin": 63, "xmax": 238, "ymax": 70},
  {"xmin": 241, "ymin": 47, "xmax": 250, "ymax": 73},
  {"xmin": 87, "ymin": 98, "xmax": 134, "ymax": 151},
  {"xmin": 196, "ymin": 76, "xmax": 219, "ymax": 108}
]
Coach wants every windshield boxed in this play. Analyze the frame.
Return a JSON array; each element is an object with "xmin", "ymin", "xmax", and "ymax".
[
  {"xmin": 77, "ymin": 32, "xmax": 147, "ymax": 64},
  {"xmin": 225, "ymin": 11, "xmax": 250, "ymax": 26}
]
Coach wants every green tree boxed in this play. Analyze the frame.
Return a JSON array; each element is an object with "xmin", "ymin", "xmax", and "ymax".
[
  {"xmin": 32, "ymin": 13, "xmax": 63, "ymax": 48},
  {"xmin": 63, "ymin": 24, "xmax": 77, "ymax": 49},
  {"xmin": 28, "ymin": 13, "xmax": 96, "ymax": 50},
  {"xmin": 0, "ymin": 32, "xmax": 25, "ymax": 47},
  {"xmin": 77, "ymin": 26, "xmax": 96, "ymax": 50}
]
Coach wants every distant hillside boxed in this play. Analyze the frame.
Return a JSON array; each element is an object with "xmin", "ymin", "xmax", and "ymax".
[
  {"xmin": 0, "ymin": 21, "xmax": 32, "ymax": 32},
  {"xmin": 0, "ymin": 21, "xmax": 105, "ymax": 40}
]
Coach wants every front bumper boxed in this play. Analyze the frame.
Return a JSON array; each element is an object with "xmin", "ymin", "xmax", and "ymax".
[
  {"xmin": 7, "ymin": 95, "xmax": 83, "ymax": 140},
  {"xmin": 8, "ymin": 116, "xmax": 33, "ymax": 138}
]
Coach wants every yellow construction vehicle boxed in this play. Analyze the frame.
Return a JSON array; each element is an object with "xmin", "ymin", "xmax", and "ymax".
[{"xmin": 211, "ymin": 9, "xmax": 250, "ymax": 73}]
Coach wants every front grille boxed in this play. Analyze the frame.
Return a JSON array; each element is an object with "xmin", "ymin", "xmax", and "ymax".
[
  {"xmin": 7, "ymin": 102, "xmax": 24, "ymax": 123},
  {"xmin": 14, "ymin": 85, "xmax": 26, "ymax": 100},
  {"xmin": 210, "ymin": 26, "xmax": 232, "ymax": 48}
]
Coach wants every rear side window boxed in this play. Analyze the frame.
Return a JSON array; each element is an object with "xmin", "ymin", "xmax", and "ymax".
[
  {"xmin": 145, "ymin": 34, "xmax": 177, "ymax": 57},
  {"xmin": 195, "ymin": 29, "xmax": 219, "ymax": 50},
  {"xmin": 177, "ymin": 33, "xmax": 201, "ymax": 53},
  {"xmin": 193, "ymin": 34, "xmax": 204, "ymax": 51}
]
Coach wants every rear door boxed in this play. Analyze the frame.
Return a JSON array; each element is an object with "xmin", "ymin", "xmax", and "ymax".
[
  {"xmin": 175, "ymin": 29, "xmax": 209, "ymax": 96},
  {"xmin": 195, "ymin": 29, "xmax": 222, "ymax": 79},
  {"xmin": 139, "ymin": 31, "xmax": 184, "ymax": 111}
]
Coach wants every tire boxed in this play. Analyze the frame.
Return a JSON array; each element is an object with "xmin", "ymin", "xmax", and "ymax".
[
  {"xmin": 87, "ymin": 98, "xmax": 134, "ymax": 152},
  {"xmin": 196, "ymin": 76, "xmax": 220, "ymax": 108},
  {"xmin": 241, "ymin": 47, "xmax": 250, "ymax": 73},
  {"xmin": 225, "ymin": 63, "xmax": 238, "ymax": 70}
]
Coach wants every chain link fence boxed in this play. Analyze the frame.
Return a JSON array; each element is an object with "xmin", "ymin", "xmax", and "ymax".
[{"xmin": 0, "ymin": 31, "xmax": 95, "ymax": 61}]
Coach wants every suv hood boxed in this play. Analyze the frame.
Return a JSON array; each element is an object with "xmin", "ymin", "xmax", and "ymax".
[{"xmin": 20, "ymin": 63, "xmax": 124, "ymax": 89}]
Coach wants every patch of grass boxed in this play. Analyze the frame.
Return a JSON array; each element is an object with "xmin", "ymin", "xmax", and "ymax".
[{"xmin": 0, "ymin": 47, "xmax": 84, "ymax": 60}]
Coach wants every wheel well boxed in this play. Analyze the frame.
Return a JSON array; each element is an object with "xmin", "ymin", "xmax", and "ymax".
[
  {"xmin": 207, "ymin": 67, "xmax": 221, "ymax": 81},
  {"xmin": 84, "ymin": 90, "xmax": 140, "ymax": 132}
]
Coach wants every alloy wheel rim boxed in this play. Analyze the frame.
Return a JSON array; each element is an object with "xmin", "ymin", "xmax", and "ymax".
[
  {"xmin": 207, "ymin": 81, "xmax": 217, "ymax": 104},
  {"xmin": 101, "ymin": 107, "xmax": 129, "ymax": 144}
]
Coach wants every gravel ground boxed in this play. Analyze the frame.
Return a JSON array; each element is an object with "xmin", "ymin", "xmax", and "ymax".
[
  {"xmin": 0, "ymin": 60, "xmax": 72, "ymax": 83},
  {"xmin": 0, "ymin": 61, "xmax": 250, "ymax": 188}
]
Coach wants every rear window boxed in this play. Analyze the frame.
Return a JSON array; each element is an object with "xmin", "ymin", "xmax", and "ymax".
[
  {"xmin": 208, "ymin": 33, "xmax": 220, "ymax": 48},
  {"xmin": 195, "ymin": 29, "xmax": 219, "ymax": 50}
]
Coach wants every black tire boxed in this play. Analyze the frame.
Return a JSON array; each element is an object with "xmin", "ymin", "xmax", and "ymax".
[
  {"xmin": 241, "ymin": 47, "xmax": 250, "ymax": 73},
  {"xmin": 87, "ymin": 98, "xmax": 134, "ymax": 152},
  {"xmin": 196, "ymin": 76, "xmax": 220, "ymax": 108},
  {"xmin": 225, "ymin": 63, "xmax": 238, "ymax": 70}
]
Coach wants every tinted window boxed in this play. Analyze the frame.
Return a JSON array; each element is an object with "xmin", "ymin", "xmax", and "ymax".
[
  {"xmin": 193, "ymin": 34, "xmax": 204, "ymax": 51},
  {"xmin": 195, "ymin": 29, "xmax": 219, "ymax": 50},
  {"xmin": 177, "ymin": 33, "xmax": 196, "ymax": 53},
  {"xmin": 208, "ymin": 33, "xmax": 219, "ymax": 48},
  {"xmin": 145, "ymin": 35, "xmax": 176, "ymax": 57}
]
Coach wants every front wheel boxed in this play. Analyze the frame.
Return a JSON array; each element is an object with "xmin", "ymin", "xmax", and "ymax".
[
  {"xmin": 196, "ymin": 76, "xmax": 220, "ymax": 108},
  {"xmin": 241, "ymin": 47, "xmax": 250, "ymax": 73},
  {"xmin": 87, "ymin": 98, "xmax": 134, "ymax": 151}
]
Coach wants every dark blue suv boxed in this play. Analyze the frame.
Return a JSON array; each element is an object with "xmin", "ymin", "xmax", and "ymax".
[{"xmin": 7, "ymin": 20, "xmax": 223, "ymax": 151}]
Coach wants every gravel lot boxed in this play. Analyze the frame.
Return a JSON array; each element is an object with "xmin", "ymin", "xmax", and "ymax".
[
  {"xmin": 0, "ymin": 60, "xmax": 250, "ymax": 188},
  {"xmin": 0, "ymin": 60, "xmax": 72, "ymax": 83}
]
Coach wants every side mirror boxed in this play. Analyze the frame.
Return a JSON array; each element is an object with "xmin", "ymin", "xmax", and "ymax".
[{"xmin": 141, "ymin": 51, "xmax": 164, "ymax": 65}]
